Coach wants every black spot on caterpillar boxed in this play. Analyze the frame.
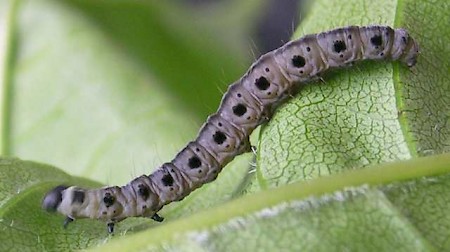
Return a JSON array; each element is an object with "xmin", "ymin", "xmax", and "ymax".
[
  {"xmin": 42, "ymin": 25, "xmax": 419, "ymax": 233},
  {"xmin": 103, "ymin": 193, "xmax": 115, "ymax": 208},
  {"xmin": 72, "ymin": 190, "xmax": 85, "ymax": 205}
]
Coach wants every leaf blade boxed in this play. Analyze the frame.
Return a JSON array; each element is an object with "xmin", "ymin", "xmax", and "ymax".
[{"xmin": 90, "ymin": 153, "xmax": 450, "ymax": 251}]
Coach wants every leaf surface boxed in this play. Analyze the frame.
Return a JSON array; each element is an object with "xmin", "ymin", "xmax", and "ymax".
[{"xmin": 0, "ymin": 0, "xmax": 449, "ymax": 251}]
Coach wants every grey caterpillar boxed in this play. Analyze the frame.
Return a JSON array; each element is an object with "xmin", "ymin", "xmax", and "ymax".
[{"xmin": 42, "ymin": 25, "xmax": 419, "ymax": 233}]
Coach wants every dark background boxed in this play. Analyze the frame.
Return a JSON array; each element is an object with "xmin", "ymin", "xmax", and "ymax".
[{"xmin": 185, "ymin": 0, "xmax": 303, "ymax": 54}]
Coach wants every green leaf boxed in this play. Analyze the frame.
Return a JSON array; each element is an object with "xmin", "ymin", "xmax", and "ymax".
[
  {"xmin": 1, "ymin": 0, "xmax": 449, "ymax": 251},
  {"xmin": 0, "ymin": 155, "xmax": 252, "ymax": 250},
  {"xmin": 91, "ymin": 153, "xmax": 450, "ymax": 251},
  {"xmin": 0, "ymin": 0, "xmax": 260, "ymax": 250},
  {"xmin": 0, "ymin": 158, "xmax": 109, "ymax": 250},
  {"xmin": 256, "ymin": 0, "xmax": 450, "ymax": 188},
  {"xmin": 1, "ymin": 0, "xmax": 253, "ymax": 186}
]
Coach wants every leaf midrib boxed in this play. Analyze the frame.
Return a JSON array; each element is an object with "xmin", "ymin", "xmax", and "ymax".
[
  {"xmin": 393, "ymin": 0, "xmax": 419, "ymax": 157},
  {"xmin": 93, "ymin": 153, "xmax": 450, "ymax": 251}
]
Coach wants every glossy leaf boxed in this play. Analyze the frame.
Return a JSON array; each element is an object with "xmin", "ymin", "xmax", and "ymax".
[{"xmin": 0, "ymin": 0, "xmax": 448, "ymax": 251}]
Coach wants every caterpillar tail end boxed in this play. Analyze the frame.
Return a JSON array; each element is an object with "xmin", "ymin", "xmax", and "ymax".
[
  {"xmin": 404, "ymin": 39, "xmax": 419, "ymax": 68},
  {"xmin": 403, "ymin": 33, "xmax": 420, "ymax": 68}
]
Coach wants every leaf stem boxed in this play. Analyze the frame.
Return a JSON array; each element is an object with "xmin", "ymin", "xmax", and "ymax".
[{"xmin": 0, "ymin": 0, "xmax": 19, "ymax": 156}]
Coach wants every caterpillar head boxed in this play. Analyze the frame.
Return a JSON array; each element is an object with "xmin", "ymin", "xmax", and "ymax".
[
  {"xmin": 42, "ymin": 185, "xmax": 68, "ymax": 212},
  {"xmin": 42, "ymin": 185, "xmax": 83, "ymax": 230},
  {"xmin": 42, "ymin": 182, "xmax": 165, "ymax": 233},
  {"xmin": 42, "ymin": 185, "xmax": 88, "ymax": 217}
]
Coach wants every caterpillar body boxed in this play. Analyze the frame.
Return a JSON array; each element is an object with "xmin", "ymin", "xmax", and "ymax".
[{"xmin": 42, "ymin": 25, "xmax": 419, "ymax": 233}]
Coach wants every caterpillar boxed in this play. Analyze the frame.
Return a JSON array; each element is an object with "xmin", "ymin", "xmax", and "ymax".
[{"xmin": 42, "ymin": 25, "xmax": 419, "ymax": 233}]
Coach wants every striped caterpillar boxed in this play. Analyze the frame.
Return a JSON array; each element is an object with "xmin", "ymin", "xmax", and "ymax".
[{"xmin": 42, "ymin": 25, "xmax": 419, "ymax": 233}]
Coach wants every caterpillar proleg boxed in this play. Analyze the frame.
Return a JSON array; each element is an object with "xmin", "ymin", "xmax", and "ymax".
[{"xmin": 42, "ymin": 25, "xmax": 419, "ymax": 233}]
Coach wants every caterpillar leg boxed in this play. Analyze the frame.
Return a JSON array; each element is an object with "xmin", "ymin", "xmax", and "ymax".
[
  {"xmin": 107, "ymin": 222, "xmax": 115, "ymax": 234},
  {"xmin": 63, "ymin": 216, "xmax": 73, "ymax": 228},
  {"xmin": 101, "ymin": 213, "xmax": 163, "ymax": 234},
  {"xmin": 150, "ymin": 213, "xmax": 164, "ymax": 222},
  {"xmin": 251, "ymin": 145, "xmax": 257, "ymax": 155}
]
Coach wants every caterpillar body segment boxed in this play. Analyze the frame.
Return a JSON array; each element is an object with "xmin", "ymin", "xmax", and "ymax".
[
  {"xmin": 172, "ymin": 141, "xmax": 222, "ymax": 186},
  {"xmin": 316, "ymin": 26, "xmax": 364, "ymax": 67},
  {"xmin": 241, "ymin": 53, "xmax": 290, "ymax": 105},
  {"xmin": 274, "ymin": 34, "xmax": 329, "ymax": 83},
  {"xmin": 217, "ymin": 82, "xmax": 267, "ymax": 133},
  {"xmin": 42, "ymin": 25, "xmax": 419, "ymax": 233}
]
